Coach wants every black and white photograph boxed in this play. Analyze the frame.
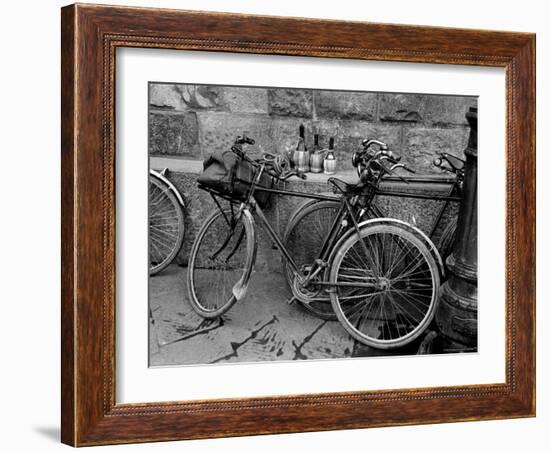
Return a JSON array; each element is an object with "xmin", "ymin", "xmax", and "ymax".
[
  {"xmin": 148, "ymin": 82, "xmax": 478, "ymax": 366},
  {"xmin": 2, "ymin": 0, "xmax": 545, "ymax": 448}
]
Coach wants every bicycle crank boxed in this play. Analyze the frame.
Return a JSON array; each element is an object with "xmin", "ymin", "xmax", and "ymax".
[{"xmin": 291, "ymin": 275, "xmax": 331, "ymax": 306}]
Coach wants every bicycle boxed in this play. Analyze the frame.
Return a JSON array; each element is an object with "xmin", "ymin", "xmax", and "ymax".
[
  {"xmin": 149, "ymin": 169, "xmax": 186, "ymax": 275},
  {"xmin": 283, "ymin": 139, "xmax": 464, "ymax": 319},
  {"xmin": 187, "ymin": 135, "xmax": 450, "ymax": 349}
]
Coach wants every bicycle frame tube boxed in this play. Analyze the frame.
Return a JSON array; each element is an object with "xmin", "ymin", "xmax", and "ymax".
[
  {"xmin": 371, "ymin": 178, "xmax": 461, "ymax": 238},
  {"xmin": 313, "ymin": 202, "xmax": 348, "ymax": 262},
  {"xmin": 248, "ymin": 184, "xmax": 338, "ymax": 202},
  {"xmin": 252, "ymin": 199, "xmax": 347, "ymax": 283},
  {"xmin": 252, "ymin": 203, "xmax": 301, "ymax": 275},
  {"xmin": 250, "ymin": 179, "xmax": 460, "ymax": 281},
  {"xmin": 426, "ymin": 192, "xmax": 455, "ymax": 237},
  {"xmin": 374, "ymin": 189, "xmax": 460, "ymax": 202}
]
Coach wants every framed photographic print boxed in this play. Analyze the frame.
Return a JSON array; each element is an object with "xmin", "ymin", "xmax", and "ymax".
[{"xmin": 61, "ymin": 3, "xmax": 536, "ymax": 446}]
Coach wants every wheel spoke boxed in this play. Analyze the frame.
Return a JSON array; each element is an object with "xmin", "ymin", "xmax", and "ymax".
[
  {"xmin": 284, "ymin": 201, "xmax": 341, "ymax": 319},
  {"xmin": 189, "ymin": 210, "xmax": 250, "ymax": 316},
  {"xmin": 331, "ymin": 225, "xmax": 438, "ymax": 348},
  {"xmin": 149, "ymin": 176, "xmax": 184, "ymax": 273}
]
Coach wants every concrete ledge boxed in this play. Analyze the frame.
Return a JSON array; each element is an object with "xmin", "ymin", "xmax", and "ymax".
[{"xmin": 151, "ymin": 156, "xmax": 456, "ymax": 189}]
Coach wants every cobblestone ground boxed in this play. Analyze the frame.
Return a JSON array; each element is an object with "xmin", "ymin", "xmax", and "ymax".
[{"xmin": 149, "ymin": 265, "xmax": 418, "ymax": 366}]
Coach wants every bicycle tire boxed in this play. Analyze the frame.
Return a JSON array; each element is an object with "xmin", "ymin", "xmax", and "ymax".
[
  {"xmin": 329, "ymin": 223, "xmax": 440, "ymax": 349},
  {"xmin": 187, "ymin": 208, "xmax": 256, "ymax": 318},
  {"xmin": 282, "ymin": 200, "xmax": 342, "ymax": 319},
  {"xmin": 149, "ymin": 175, "xmax": 185, "ymax": 275}
]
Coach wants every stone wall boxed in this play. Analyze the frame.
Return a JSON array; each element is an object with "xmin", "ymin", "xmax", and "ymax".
[
  {"xmin": 149, "ymin": 83, "xmax": 477, "ymax": 173},
  {"xmin": 149, "ymin": 83, "xmax": 473, "ymax": 273}
]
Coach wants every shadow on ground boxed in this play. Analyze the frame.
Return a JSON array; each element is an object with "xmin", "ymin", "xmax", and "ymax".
[
  {"xmin": 149, "ymin": 265, "xmax": 418, "ymax": 366},
  {"xmin": 34, "ymin": 426, "xmax": 59, "ymax": 443}
]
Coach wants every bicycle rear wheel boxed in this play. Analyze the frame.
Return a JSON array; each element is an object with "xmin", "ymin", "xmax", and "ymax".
[
  {"xmin": 329, "ymin": 223, "xmax": 440, "ymax": 349},
  {"xmin": 149, "ymin": 175, "xmax": 185, "ymax": 275},
  {"xmin": 187, "ymin": 208, "xmax": 256, "ymax": 318},
  {"xmin": 283, "ymin": 200, "xmax": 341, "ymax": 319}
]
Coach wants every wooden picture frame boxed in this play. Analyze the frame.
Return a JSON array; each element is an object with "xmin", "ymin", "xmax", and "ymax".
[{"xmin": 61, "ymin": 3, "xmax": 535, "ymax": 446}]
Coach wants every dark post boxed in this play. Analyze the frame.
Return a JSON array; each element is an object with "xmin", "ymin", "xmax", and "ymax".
[{"xmin": 435, "ymin": 107, "xmax": 478, "ymax": 349}]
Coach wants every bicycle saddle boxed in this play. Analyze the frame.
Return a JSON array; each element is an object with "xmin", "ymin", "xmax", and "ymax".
[{"xmin": 446, "ymin": 154, "xmax": 465, "ymax": 171}]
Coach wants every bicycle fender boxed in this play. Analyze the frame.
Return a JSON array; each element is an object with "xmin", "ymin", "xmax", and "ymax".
[
  {"xmin": 149, "ymin": 169, "xmax": 186, "ymax": 208},
  {"xmin": 231, "ymin": 208, "xmax": 257, "ymax": 301},
  {"xmin": 328, "ymin": 217, "xmax": 446, "ymax": 279}
]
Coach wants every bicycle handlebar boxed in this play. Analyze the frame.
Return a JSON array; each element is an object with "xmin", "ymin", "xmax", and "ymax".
[
  {"xmin": 362, "ymin": 138, "xmax": 388, "ymax": 150},
  {"xmin": 234, "ymin": 135, "xmax": 255, "ymax": 145},
  {"xmin": 354, "ymin": 138, "xmax": 412, "ymax": 173}
]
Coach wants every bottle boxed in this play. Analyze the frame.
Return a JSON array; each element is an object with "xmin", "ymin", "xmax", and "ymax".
[
  {"xmin": 293, "ymin": 124, "xmax": 310, "ymax": 173},
  {"xmin": 310, "ymin": 134, "xmax": 325, "ymax": 173},
  {"xmin": 323, "ymin": 137, "xmax": 336, "ymax": 175},
  {"xmin": 313, "ymin": 133, "xmax": 320, "ymax": 152}
]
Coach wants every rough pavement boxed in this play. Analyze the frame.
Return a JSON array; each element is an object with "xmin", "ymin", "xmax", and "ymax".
[{"xmin": 149, "ymin": 265, "xmax": 417, "ymax": 367}]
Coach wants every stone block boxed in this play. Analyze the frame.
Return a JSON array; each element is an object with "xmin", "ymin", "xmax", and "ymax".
[
  {"xmin": 149, "ymin": 83, "xmax": 186, "ymax": 111},
  {"xmin": 374, "ymin": 196, "xmax": 448, "ymax": 236},
  {"xmin": 197, "ymin": 113, "xmax": 275, "ymax": 159},
  {"xmin": 312, "ymin": 120, "xmax": 403, "ymax": 171},
  {"xmin": 270, "ymin": 118, "xmax": 312, "ymax": 159},
  {"xmin": 149, "ymin": 111, "xmax": 200, "ymax": 157},
  {"xmin": 403, "ymin": 127, "xmax": 469, "ymax": 173},
  {"xmin": 268, "ymin": 88, "xmax": 314, "ymax": 118},
  {"xmin": 424, "ymin": 96, "xmax": 478, "ymax": 127},
  {"xmin": 176, "ymin": 84, "xmax": 227, "ymax": 111},
  {"xmin": 379, "ymin": 93, "xmax": 428, "ymax": 122},
  {"xmin": 223, "ymin": 87, "xmax": 269, "ymax": 114},
  {"xmin": 315, "ymin": 90, "xmax": 377, "ymax": 121},
  {"xmin": 270, "ymin": 119, "xmax": 400, "ymax": 167}
]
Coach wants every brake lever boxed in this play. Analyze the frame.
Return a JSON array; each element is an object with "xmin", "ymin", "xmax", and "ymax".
[
  {"xmin": 372, "ymin": 160, "xmax": 392, "ymax": 176},
  {"xmin": 388, "ymin": 168, "xmax": 410, "ymax": 184},
  {"xmin": 379, "ymin": 155, "xmax": 400, "ymax": 166},
  {"xmin": 392, "ymin": 163, "xmax": 417, "ymax": 183},
  {"xmin": 235, "ymin": 134, "xmax": 256, "ymax": 146}
]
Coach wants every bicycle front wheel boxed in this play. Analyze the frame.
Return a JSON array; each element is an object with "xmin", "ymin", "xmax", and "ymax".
[
  {"xmin": 149, "ymin": 175, "xmax": 185, "ymax": 275},
  {"xmin": 187, "ymin": 208, "xmax": 256, "ymax": 318},
  {"xmin": 329, "ymin": 223, "xmax": 440, "ymax": 349}
]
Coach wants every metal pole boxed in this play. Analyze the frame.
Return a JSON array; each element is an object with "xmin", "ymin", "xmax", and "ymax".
[{"xmin": 435, "ymin": 107, "xmax": 478, "ymax": 349}]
